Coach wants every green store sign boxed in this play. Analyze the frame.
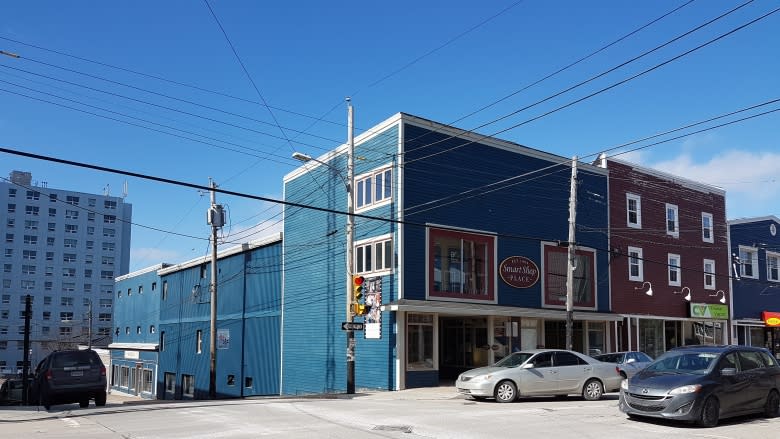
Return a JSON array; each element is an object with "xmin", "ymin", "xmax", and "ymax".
[{"xmin": 690, "ymin": 303, "xmax": 729, "ymax": 319}]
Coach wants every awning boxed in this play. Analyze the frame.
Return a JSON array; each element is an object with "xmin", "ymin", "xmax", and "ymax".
[
  {"xmin": 107, "ymin": 342, "xmax": 159, "ymax": 351},
  {"xmin": 381, "ymin": 299, "xmax": 623, "ymax": 321}
]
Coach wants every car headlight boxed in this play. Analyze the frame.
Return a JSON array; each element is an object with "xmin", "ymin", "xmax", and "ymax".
[
  {"xmin": 620, "ymin": 379, "xmax": 628, "ymax": 390},
  {"xmin": 471, "ymin": 374, "xmax": 492, "ymax": 382},
  {"xmin": 669, "ymin": 384, "xmax": 701, "ymax": 395}
]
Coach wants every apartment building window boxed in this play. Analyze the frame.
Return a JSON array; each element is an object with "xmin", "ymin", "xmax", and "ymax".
[
  {"xmin": 103, "ymin": 242, "xmax": 115, "ymax": 252},
  {"xmin": 162, "ymin": 281, "xmax": 168, "ymax": 300},
  {"xmin": 48, "ymin": 222, "xmax": 55, "ymax": 232},
  {"xmin": 160, "ymin": 331, "xmax": 166, "ymax": 352},
  {"xmin": 45, "ymin": 252, "xmax": 54, "ymax": 261},
  {"xmin": 701, "ymin": 212, "xmax": 714, "ymax": 243},
  {"xmin": 64, "ymin": 238, "xmax": 77, "ymax": 248},
  {"xmin": 42, "ymin": 311, "xmax": 51, "ymax": 320},
  {"xmin": 355, "ymin": 167, "xmax": 392, "ymax": 210},
  {"xmin": 23, "ymin": 250, "xmax": 36, "ymax": 260},
  {"xmin": 626, "ymin": 193, "xmax": 642, "ymax": 228},
  {"xmin": 4, "ymin": 233, "xmax": 12, "ymax": 244},
  {"xmin": 739, "ymin": 246, "xmax": 758, "ymax": 278},
  {"xmin": 63, "ymin": 253, "xmax": 77, "ymax": 263},
  {"xmin": 85, "ymin": 255, "xmax": 93, "ymax": 264},
  {"xmin": 4, "ymin": 249, "xmax": 12, "ymax": 258},
  {"xmin": 668, "ymin": 254, "xmax": 681, "ymax": 286},
  {"xmin": 60, "ymin": 327, "xmax": 72, "ymax": 337},
  {"xmin": 104, "ymin": 200, "xmax": 117, "ymax": 209},
  {"xmin": 666, "ymin": 203, "xmax": 679, "ymax": 237},
  {"xmin": 97, "ymin": 327, "xmax": 110, "ymax": 336},
  {"xmin": 99, "ymin": 299, "xmax": 112, "ymax": 308},
  {"xmin": 84, "ymin": 283, "xmax": 92, "ymax": 293},
  {"xmin": 87, "ymin": 212, "xmax": 95, "ymax": 221},
  {"xmin": 2, "ymin": 279, "xmax": 10, "ymax": 289},
  {"xmin": 6, "ymin": 218, "xmax": 13, "ymax": 228},
  {"xmin": 768, "ymin": 252, "xmax": 780, "ymax": 282},
  {"xmin": 60, "ymin": 312, "xmax": 74, "ymax": 322},
  {"xmin": 62, "ymin": 267, "xmax": 76, "ymax": 277},
  {"xmin": 196, "ymin": 330, "xmax": 203, "ymax": 354},
  {"xmin": 86, "ymin": 241, "xmax": 94, "ymax": 250},
  {"xmin": 66, "ymin": 195, "xmax": 79, "ymax": 206},
  {"xmin": 61, "ymin": 297, "xmax": 74, "ymax": 306},
  {"xmin": 7, "ymin": 203, "xmax": 16, "ymax": 214},
  {"xmin": 48, "ymin": 207, "xmax": 56, "ymax": 217},
  {"xmin": 355, "ymin": 236, "xmax": 393, "ymax": 275},
  {"xmin": 43, "ymin": 296, "xmax": 52, "ymax": 305},
  {"xmin": 25, "ymin": 205, "xmax": 39, "ymax": 215},
  {"xmin": 151, "ymin": 282, "xmax": 157, "ymax": 292},
  {"xmin": 45, "ymin": 266, "xmax": 53, "ymax": 276},
  {"xmin": 0, "ymin": 341, "xmax": 6, "ymax": 350},
  {"xmin": 104, "ymin": 215, "xmax": 116, "ymax": 224},
  {"xmin": 84, "ymin": 269, "xmax": 92, "ymax": 278},
  {"xmin": 98, "ymin": 313, "xmax": 111, "ymax": 322},
  {"xmin": 0, "ymin": 310, "xmax": 7, "ymax": 319},
  {"xmin": 8, "ymin": 188, "xmax": 16, "ymax": 197},
  {"xmin": 17, "ymin": 326, "xmax": 25, "ymax": 335},
  {"xmin": 101, "ymin": 270, "xmax": 114, "ymax": 279},
  {"xmin": 65, "ymin": 224, "xmax": 78, "ymax": 234},
  {"xmin": 47, "ymin": 237, "xmax": 55, "ymax": 246},
  {"xmin": 41, "ymin": 326, "xmax": 50, "ymax": 334},
  {"xmin": 26, "ymin": 190, "xmax": 40, "ymax": 200},
  {"xmin": 65, "ymin": 209, "xmax": 79, "ymax": 219},
  {"xmin": 24, "ymin": 220, "xmax": 38, "ymax": 230},
  {"xmin": 21, "ymin": 280, "xmax": 35, "ymax": 290},
  {"xmin": 0, "ymin": 326, "xmax": 6, "ymax": 335},
  {"xmin": 101, "ymin": 284, "xmax": 112, "ymax": 294},
  {"xmin": 703, "ymin": 259, "xmax": 716, "ymax": 290},
  {"xmin": 87, "ymin": 226, "xmax": 95, "ymax": 235},
  {"xmin": 103, "ymin": 228, "xmax": 115, "ymax": 238},
  {"xmin": 82, "ymin": 298, "xmax": 90, "ymax": 307},
  {"xmin": 1, "ymin": 295, "xmax": 9, "ymax": 304},
  {"xmin": 22, "ymin": 265, "xmax": 36, "ymax": 275},
  {"xmin": 44, "ymin": 282, "xmax": 52, "ymax": 291},
  {"xmin": 23, "ymin": 235, "xmax": 38, "ymax": 245},
  {"xmin": 628, "ymin": 247, "xmax": 644, "ymax": 282},
  {"xmin": 88, "ymin": 198, "xmax": 96, "ymax": 207},
  {"xmin": 3, "ymin": 263, "xmax": 10, "ymax": 273}
]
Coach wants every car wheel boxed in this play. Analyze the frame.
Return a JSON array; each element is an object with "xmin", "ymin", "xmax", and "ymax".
[
  {"xmin": 582, "ymin": 379, "xmax": 604, "ymax": 401},
  {"xmin": 619, "ymin": 371, "xmax": 628, "ymax": 380},
  {"xmin": 697, "ymin": 396, "xmax": 719, "ymax": 428},
  {"xmin": 95, "ymin": 391, "xmax": 107, "ymax": 407},
  {"xmin": 79, "ymin": 397, "xmax": 89, "ymax": 408},
  {"xmin": 764, "ymin": 390, "xmax": 780, "ymax": 418},
  {"xmin": 495, "ymin": 381, "xmax": 517, "ymax": 403}
]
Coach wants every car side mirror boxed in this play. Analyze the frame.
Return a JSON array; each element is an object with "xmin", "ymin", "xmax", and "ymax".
[
  {"xmin": 626, "ymin": 358, "xmax": 636, "ymax": 364},
  {"xmin": 721, "ymin": 367, "xmax": 737, "ymax": 376},
  {"xmin": 522, "ymin": 363, "xmax": 534, "ymax": 369}
]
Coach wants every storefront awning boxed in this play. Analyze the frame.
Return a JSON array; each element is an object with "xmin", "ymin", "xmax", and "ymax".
[
  {"xmin": 381, "ymin": 299, "xmax": 623, "ymax": 321},
  {"xmin": 107, "ymin": 342, "xmax": 159, "ymax": 351}
]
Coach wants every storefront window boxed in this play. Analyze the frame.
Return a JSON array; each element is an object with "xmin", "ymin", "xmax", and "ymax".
[
  {"xmin": 542, "ymin": 244, "xmax": 596, "ymax": 308},
  {"xmin": 750, "ymin": 327, "xmax": 766, "ymax": 348},
  {"xmin": 587, "ymin": 322, "xmax": 605, "ymax": 356},
  {"xmin": 638, "ymin": 319, "xmax": 664, "ymax": 359},
  {"xmin": 682, "ymin": 320, "xmax": 723, "ymax": 345},
  {"xmin": 407, "ymin": 314, "xmax": 434, "ymax": 370},
  {"xmin": 429, "ymin": 228, "xmax": 494, "ymax": 301}
]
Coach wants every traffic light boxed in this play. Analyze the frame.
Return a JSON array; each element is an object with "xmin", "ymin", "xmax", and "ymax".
[
  {"xmin": 352, "ymin": 275, "xmax": 365, "ymax": 302},
  {"xmin": 351, "ymin": 303, "xmax": 367, "ymax": 316}
]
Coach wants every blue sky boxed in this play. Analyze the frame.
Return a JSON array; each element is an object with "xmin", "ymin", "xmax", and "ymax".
[{"xmin": 1, "ymin": 0, "xmax": 778, "ymax": 272}]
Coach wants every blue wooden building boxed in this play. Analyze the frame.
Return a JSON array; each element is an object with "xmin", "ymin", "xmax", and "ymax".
[
  {"xmin": 729, "ymin": 216, "xmax": 780, "ymax": 359},
  {"xmin": 109, "ymin": 263, "xmax": 169, "ymax": 399},
  {"xmin": 283, "ymin": 112, "xmax": 617, "ymax": 393}
]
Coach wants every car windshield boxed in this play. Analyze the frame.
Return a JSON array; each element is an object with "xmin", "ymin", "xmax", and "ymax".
[
  {"xmin": 52, "ymin": 351, "xmax": 99, "ymax": 368},
  {"xmin": 595, "ymin": 353, "xmax": 624, "ymax": 363},
  {"xmin": 645, "ymin": 351, "xmax": 718, "ymax": 374},
  {"xmin": 494, "ymin": 352, "xmax": 534, "ymax": 368}
]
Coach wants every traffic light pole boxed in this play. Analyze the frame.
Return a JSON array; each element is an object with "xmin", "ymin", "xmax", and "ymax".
[{"xmin": 346, "ymin": 98, "xmax": 356, "ymax": 394}]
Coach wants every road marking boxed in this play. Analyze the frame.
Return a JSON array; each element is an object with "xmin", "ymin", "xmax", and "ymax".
[{"xmin": 61, "ymin": 418, "xmax": 80, "ymax": 428}]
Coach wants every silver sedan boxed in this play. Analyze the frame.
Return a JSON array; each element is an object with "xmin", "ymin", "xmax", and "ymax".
[{"xmin": 455, "ymin": 349, "xmax": 623, "ymax": 403}]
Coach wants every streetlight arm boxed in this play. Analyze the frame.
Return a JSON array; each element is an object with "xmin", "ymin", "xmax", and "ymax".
[{"xmin": 292, "ymin": 152, "xmax": 350, "ymax": 191}]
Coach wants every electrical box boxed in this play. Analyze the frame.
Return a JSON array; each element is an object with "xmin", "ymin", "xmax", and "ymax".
[{"xmin": 207, "ymin": 205, "xmax": 225, "ymax": 227}]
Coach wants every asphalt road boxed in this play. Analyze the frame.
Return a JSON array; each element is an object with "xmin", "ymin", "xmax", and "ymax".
[{"xmin": 1, "ymin": 389, "xmax": 778, "ymax": 438}]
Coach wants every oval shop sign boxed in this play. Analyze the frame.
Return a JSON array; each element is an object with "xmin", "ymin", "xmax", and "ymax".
[{"xmin": 499, "ymin": 256, "xmax": 540, "ymax": 288}]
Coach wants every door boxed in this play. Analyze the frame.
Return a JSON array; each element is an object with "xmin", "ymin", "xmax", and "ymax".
[
  {"xmin": 520, "ymin": 352, "xmax": 557, "ymax": 395},
  {"xmin": 737, "ymin": 350, "xmax": 772, "ymax": 411},
  {"xmin": 554, "ymin": 351, "xmax": 591, "ymax": 393},
  {"xmin": 715, "ymin": 352, "xmax": 745, "ymax": 415}
]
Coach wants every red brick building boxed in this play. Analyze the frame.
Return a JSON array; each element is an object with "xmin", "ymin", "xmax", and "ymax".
[{"xmin": 597, "ymin": 156, "xmax": 730, "ymax": 358}]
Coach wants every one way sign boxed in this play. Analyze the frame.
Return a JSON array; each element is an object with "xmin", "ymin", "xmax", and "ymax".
[{"xmin": 341, "ymin": 322, "xmax": 365, "ymax": 331}]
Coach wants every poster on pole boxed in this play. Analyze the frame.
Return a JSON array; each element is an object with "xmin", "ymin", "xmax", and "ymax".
[
  {"xmin": 217, "ymin": 328, "xmax": 230, "ymax": 349},
  {"xmin": 364, "ymin": 277, "xmax": 382, "ymax": 339}
]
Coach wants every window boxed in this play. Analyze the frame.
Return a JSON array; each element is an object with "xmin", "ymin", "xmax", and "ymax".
[
  {"xmin": 182, "ymin": 375, "xmax": 194, "ymax": 398},
  {"xmin": 48, "ymin": 222, "xmax": 55, "ymax": 232},
  {"xmin": 5, "ymin": 233, "xmax": 12, "ymax": 243},
  {"xmin": 87, "ymin": 226, "xmax": 95, "ymax": 235},
  {"xmin": 429, "ymin": 228, "xmax": 494, "ymax": 300},
  {"xmin": 64, "ymin": 238, "xmax": 77, "ymax": 248},
  {"xmin": 26, "ymin": 190, "xmax": 40, "ymax": 200},
  {"xmin": 66, "ymin": 195, "xmax": 79, "ymax": 205},
  {"xmin": 701, "ymin": 213, "xmax": 714, "ymax": 243},
  {"xmin": 0, "ymin": 310, "xmax": 7, "ymax": 319},
  {"xmin": 2, "ymin": 279, "xmax": 10, "ymax": 288},
  {"xmin": 21, "ymin": 280, "xmax": 35, "ymax": 290},
  {"xmin": 162, "ymin": 281, "xmax": 168, "ymax": 300},
  {"xmin": 152, "ymin": 282, "xmax": 157, "ymax": 292},
  {"xmin": 84, "ymin": 283, "xmax": 93, "ymax": 293},
  {"xmin": 6, "ymin": 218, "xmax": 13, "ymax": 228},
  {"xmin": 65, "ymin": 209, "xmax": 79, "ymax": 219},
  {"xmin": 142, "ymin": 369, "xmax": 153, "ymax": 393},
  {"xmin": 97, "ymin": 327, "xmax": 110, "ymax": 336},
  {"xmin": 103, "ymin": 242, "xmax": 115, "ymax": 252},
  {"xmin": 104, "ymin": 215, "xmax": 116, "ymax": 224},
  {"xmin": 138, "ymin": 285, "xmax": 143, "ymax": 295},
  {"xmin": 150, "ymin": 325, "xmax": 155, "ymax": 334},
  {"xmin": 46, "ymin": 237, "xmax": 55, "ymax": 246},
  {"xmin": 87, "ymin": 212, "xmax": 95, "ymax": 221},
  {"xmin": 3, "ymin": 263, "xmax": 10, "ymax": 273},
  {"xmin": 0, "ymin": 326, "xmax": 6, "ymax": 335},
  {"xmin": 65, "ymin": 224, "xmax": 78, "ymax": 234},
  {"xmin": 59, "ymin": 326, "xmax": 72, "ymax": 337},
  {"xmin": 43, "ymin": 296, "xmax": 52, "ymax": 305},
  {"xmin": 543, "ymin": 243, "xmax": 596, "ymax": 308},
  {"xmin": 407, "ymin": 313, "xmax": 434, "ymax": 371},
  {"xmin": 99, "ymin": 299, "xmax": 112, "ymax": 309},
  {"xmin": 160, "ymin": 331, "xmax": 166, "ymax": 351},
  {"xmin": 628, "ymin": 246, "xmax": 643, "ymax": 281},
  {"xmin": 22, "ymin": 265, "xmax": 36, "ymax": 275},
  {"xmin": 136, "ymin": 326, "xmax": 141, "ymax": 334},
  {"xmin": 23, "ymin": 235, "xmax": 38, "ymax": 245},
  {"xmin": 48, "ymin": 207, "xmax": 56, "ymax": 217},
  {"xmin": 125, "ymin": 327, "xmax": 130, "ymax": 335},
  {"xmin": 668, "ymin": 254, "xmax": 681, "ymax": 287},
  {"xmin": 196, "ymin": 330, "xmax": 203, "ymax": 354},
  {"xmin": 355, "ymin": 167, "xmax": 392, "ymax": 210},
  {"xmin": 103, "ymin": 228, "xmax": 115, "ymax": 238},
  {"xmin": 105, "ymin": 200, "xmax": 117, "ymax": 209},
  {"xmin": 88, "ymin": 198, "xmax": 96, "ymax": 207},
  {"xmin": 768, "ymin": 252, "xmax": 780, "ymax": 282},
  {"xmin": 164, "ymin": 372, "xmax": 175, "ymax": 393},
  {"xmin": 739, "ymin": 246, "xmax": 758, "ymax": 279},
  {"xmin": 1, "ymin": 295, "xmax": 9, "ymax": 304},
  {"xmin": 63, "ymin": 253, "xmax": 77, "ymax": 262},
  {"xmin": 86, "ymin": 240, "xmax": 93, "ymax": 250},
  {"xmin": 42, "ymin": 326, "xmax": 50, "ymax": 334},
  {"xmin": 626, "ymin": 193, "xmax": 641, "ymax": 228},
  {"xmin": 7, "ymin": 203, "xmax": 16, "ymax": 214},
  {"xmin": 98, "ymin": 313, "xmax": 111, "ymax": 322},
  {"xmin": 86, "ymin": 255, "xmax": 93, "ymax": 264},
  {"xmin": 63, "ymin": 267, "xmax": 76, "ymax": 277},
  {"xmin": 8, "ymin": 188, "xmax": 16, "ymax": 197},
  {"xmin": 127, "ymin": 288, "xmax": 132, "ymax": 296},
  {"xmin": 704, "ymin": 259, "xmax": 716, "ymax": 290},
  {"xmin": 84, "ymin": 269, "xmax": 92, "ymax": 278},
  {"xmin": 25, "ymin": 205, "xmax": 39, "ymax": 216},
  {"xmin": 101, "ymin": 270, "xmax": 114, "ymax": 279},
  {"xmin": 4, "ymin": 249, "xmax": 12, "ymax": 257},
  {"xmin": 666, "ymin": 203, "xmax": 679, "ymax": 237},
  {"xmin": 22, "ymin": 250, "xmax": 35, "ymax": 260},
  {"xmin": 60, "ymin": 312, "xmax": 74, "ymax": 322},
  {"xmin": 61, "ymin": 297, "xmax": 74, "ymax": 306},
  {"xmin": 24, "ymin": 220, "xmax": 38, "ymax": 230},
  {"xmin": 46, "ymin": 252, "xmax": 54, "ymax": 261},
  {"xmin": 44, "ymin": 281, "xmax": 52, "ymax": 291},
  {"xmin": 355, "ymin": 236, "xmax": 393, "ymax": 275}
]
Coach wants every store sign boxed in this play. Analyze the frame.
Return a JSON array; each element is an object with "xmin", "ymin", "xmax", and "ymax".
[
  {"xmin": 499, "ymin": 256, "xmax": 539, "ymax": 288},
  {"xmin": 762, "ymin": 311, "xmax": 780, "ymax": 327},
  {"xmin": 690, "ymin": 303, "xmax": 729, "ymax": 319}
]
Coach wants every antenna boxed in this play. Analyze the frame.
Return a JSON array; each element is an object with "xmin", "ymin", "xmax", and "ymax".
[{"xmin": 122, "ymin": 181, "xmax": 128, "ymax": 199}]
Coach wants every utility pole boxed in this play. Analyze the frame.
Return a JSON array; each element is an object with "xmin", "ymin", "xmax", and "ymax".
[
  {"xmin": 87, "ymin": 299, "xmax": 93, "ymax": 350},
  {"xmin": 21, "ymin": 295, "xmax": 31, "ymax": 405},
  {"xmin": 207, "ymin": 178, "xmax": 224, "ymax": 399},
  {"xmin": 346, "ymin": 98, "xmax": 356, "ymax": 394},
  {"xmin": 565, "ymin": 156, "xmax": 578, "ymax": 351}
]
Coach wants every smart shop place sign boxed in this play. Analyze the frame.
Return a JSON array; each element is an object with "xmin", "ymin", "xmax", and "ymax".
[{"xmin": 499, "ymin": 256, "xmax": 539, "ymax": 288}]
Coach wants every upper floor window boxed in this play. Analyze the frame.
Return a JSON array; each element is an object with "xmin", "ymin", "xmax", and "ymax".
[
  {"xmin": 668, "ymin": 253, "xmax": 681, "ymax": 287},
  {"xmin": 355, "ymin": 167, "xmax": 392, "ymax": 210},
  {"xmin": 49, "ymin": 194, "xmax": 57, "ymax": 202},
  {"xmin": 48, "ymin": 208, "xmax": 56, "ymax": 217},
  {"xmin": 66, "ymin": 195, "xmax": 79, "ymax": 206},
  {"xmin": 628, "ymin": 246, "xmax": 643, "ymax": 281},
  {"xmin": 65, "ymin": 209, "xmax": 79, "ymax": 219},
  {"xmin": 626, "ymin": 193, "xmax": 641, "ymax": 228},
  {"xmin": 103, "ymin": 228, "xmax": 115, "ymax": 238},
  {"xmin": 104, "ymin": 215, "xmax": 116, "ymax": 224},
  {"xmin": 8, "ymin": 188, "xmax": 16, "ymax": 197},
  {"xmin": 701, "ymin": 212, "xmax": 714, "ymax": 243},
  {"xmin": 7, "ymin": 203, "xmax": 15, "ymax": 214},
  {"xmin": 355, "ymin": 236, "xmax": 393, "ymax": 275},
  {"xmin": 703, "ymin": 259, "xmax": 715, "ymax": 290},
  {"xmin": 739, "ymin": 246, "xmax": 758, "ymax": 279},
  {"xmin": 23, "ymin": 235, "xmax": 38, "ymax": 245},
  {"xmin": 22, "ymin": 250, "xmax": 36, "ymax": 260},
  {"xmin": 104, "ymin": 200, "xmax": 117, "ymax": 209},
  {"xmin": 543, "ymin": 243, "xmax": 596, "ymax": 309},
  {"xmin": 25, "ymin": 205, "xmax": 39, "ymax": 216},
  {"xmin": 24, "ymin": 220, "xmax": 38, "ymax": 230},
  {"xmin": 26, "ymin": 190, "xmax": 40, "ymax": 200},
  {"xmin": 768, "ymin": 252, "xmax": 780, "ymax": 282},
  {"xmin": 666, "ymin": 203, "xmax": 679, "ymax": 238},
  {"xmin": 88, "ymin": 198, "xmax": 96, "ymax": 207},
  {"xmin": 65, "ymin": 224, "xmax": 78, "ymax": 234},
  {"xmin": 429, "ymin": 227, "xmax": 494, "ymax": 301}
]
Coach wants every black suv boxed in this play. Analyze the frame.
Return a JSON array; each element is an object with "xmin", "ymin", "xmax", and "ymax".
[{"xmin": 32, "ymin": 349, "xmax": 107, "ymax": 409}]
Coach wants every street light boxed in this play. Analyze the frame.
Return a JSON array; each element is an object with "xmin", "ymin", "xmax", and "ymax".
[
  {"xmin": 291, "ymin": 98, "xmax": 356, "ymax": 394},
  {"xmin": 673, "ymin": 286, "xmax": 692, "ymax": 301},
  {"xmin": 634, "ymin": 281, "xmax": 653, "ymax": 296}
]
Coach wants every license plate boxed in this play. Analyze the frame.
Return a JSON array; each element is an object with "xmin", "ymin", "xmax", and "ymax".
[{"xmin": 71, "ymin": 371, "xmax": 84, "ymax": 377}]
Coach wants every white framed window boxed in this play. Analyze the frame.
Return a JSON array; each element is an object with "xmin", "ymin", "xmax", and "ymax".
[
  {"xmin": 701, "ymin": 212, "xmax": 714, "ymax": 243},
  {"xmin": 65, "ymin": 224, "xmax": 78, "ymax": 234},
  {"xmin": 703, "ymin": 259, "xmax": 716, "ymax": 290},
  {"xmin": 407, "ymin": 313, "xmax": 436, "ymax": 371},
  {"xmin": 354, "ymin": 235, "xmax": 393, "ymax": 275},
  {"xmin": 666, "ymin": 203, "xmax": 679, "ymax": 238},
  {"xmin": 355, "ymin": 166, "xmax": 392, "ymax": 210},
  {"xmin": 739, "ymin": 246, "xmax": 758, "ymax": 279},
  {"xmin": 626, "ymin": 193, "xmax": 641, "ymax": 228},
  {"xmin": 768, "ymin": 252, "xmax": 780, "ymax": 282},
  {"xmin": 196, "ymin": 330, "xmax": 203, "ymax": 354},
  {"xmin": 628, "ymin": 246, "xmax": 644, "ymax": 281},
  {"xmin": 26, "ymin": 190, "xmax": 40, "ymax": 200},
  {"xmin": 668, "ymin": 253, "xmax": 681, "ymax": 287},
  {"xmin": 104, "ymin": 215, "xmax": 116, "ymax": 224},
  {"xmin": 65, "ymin": 209, "xmax": 79, "ymax": 219},
  {"xmin": 182, "ymin": 375, "xmax": 194, "ymax": 398}
]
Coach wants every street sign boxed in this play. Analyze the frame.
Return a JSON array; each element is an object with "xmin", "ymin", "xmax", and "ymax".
[{"xmin": 341, "ymin": 322, "xmax": 365, "ymax": 331}]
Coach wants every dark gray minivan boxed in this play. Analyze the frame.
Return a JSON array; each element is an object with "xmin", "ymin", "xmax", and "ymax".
[{"xmin": 32, "ymin": 349, "xmax": 107, "ymax": 409}]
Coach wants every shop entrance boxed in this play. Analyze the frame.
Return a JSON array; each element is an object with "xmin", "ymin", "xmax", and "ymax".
[{"xmin": 439, "ymin": 317, "xmax": 488, "ymax": 381}]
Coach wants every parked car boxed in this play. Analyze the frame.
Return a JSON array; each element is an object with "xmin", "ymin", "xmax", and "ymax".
[
  {"xmin": 30, "ymin": 349, "xmax": 107, "ymax": 410},
  {"xmin": 593, "ymin": 351, "xmax": 653, "ymax": 379},
  {"xmin": 455, "ymin": 349, "xmax": 623, "ymax": 403},
  {"xmin": 0, "ymin": 377, "xmax": 32, "ymax": 404},
  {"xmin": 619, "ymin": 345, "xmax": 780, "ymax": 427}
]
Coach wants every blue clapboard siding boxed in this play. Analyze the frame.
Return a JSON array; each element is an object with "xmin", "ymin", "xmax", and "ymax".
[
  {"xmin": 401, "ymin": 121, "xmax": 610, "ymax": 311},
  {"xmin": 282, "ymin": 124, "xmax": 399, "ymax": 395},
  {"xmin": 730, "ymin": 217, "xmax": 780, "ymax": 320}
]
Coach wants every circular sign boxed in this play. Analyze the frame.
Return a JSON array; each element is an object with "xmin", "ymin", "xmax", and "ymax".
[
  {"xmin": 499, "ymin": 256, "xmax": 540, "ymax": 288},
  {"xmin": 771, "ymin": 224, "xmax": 777, "ymax": 237}
]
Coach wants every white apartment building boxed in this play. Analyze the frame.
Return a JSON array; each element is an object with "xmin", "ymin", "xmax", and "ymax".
[{"xmin": 1, "ymin": 170, "xmax": 131, "ymax": 375}]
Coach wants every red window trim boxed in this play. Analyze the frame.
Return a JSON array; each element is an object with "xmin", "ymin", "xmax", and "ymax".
[
  {"xmin": 428, "ymin": 228, "xmax": 495, "ymax": 301},
  {"xmin": 543, "ymin": 244, "xmax": 596, "ymax": 308}
]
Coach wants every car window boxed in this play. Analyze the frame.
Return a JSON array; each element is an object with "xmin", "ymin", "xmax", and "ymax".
[
  {"xmin": 555, "ymin": 352, "xmax": 584, "ymax": 366},
  {"xmin": 738, "ymin": 351, "xmax": 764, "ymax": 371},
  {"xmin": 636, "ymin": 352, "xmax": 652, "ymax": 362},
  {"xmin": 718, "ymin": 352, "xmax": 739, "ymax": 372},
  {"xmin": 595, "ymin": 353, "xmax": 621, "ymax": 363},
  {"xmin": 532, "ymin": 352, "xmax": 553, "ymax": 368},
  {"xmin": 648, "ymin": 352, "xmax": 715, "ymax": 374},
  {"xmin": 52, "ymin": 351, "xmax": 100, "ymax": 368},
  {"xmin": 760, "ymin": 351, "xmax": 778, "ymax": 367}
]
